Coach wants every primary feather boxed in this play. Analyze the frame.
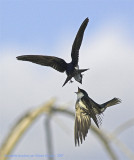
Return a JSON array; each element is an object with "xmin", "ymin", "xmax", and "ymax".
[
  {"xmin": 71, "ymin": 18, "xmax": 89, "ymax": 66},
  {"xmin": 17, "ymin": 55, "xmax": 67, "ymax": 72}
]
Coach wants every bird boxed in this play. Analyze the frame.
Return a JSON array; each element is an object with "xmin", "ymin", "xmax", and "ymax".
[
  {"xmin": 16, "ymin": 18, "xmax": 89, "ymax": 87},
  {"xmin": 74, "ymin": 87, "xmax": 121, "ymax": 146}
]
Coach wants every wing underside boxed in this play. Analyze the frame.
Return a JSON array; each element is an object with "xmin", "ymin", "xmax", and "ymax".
[
  {"xmin": 17, "ymin": 55, "xmax": 67, "ymax": 73},
  {"xmin": 81, "ymin": 96, "xmax": 102, "ymax": 128},
  {"xmin": 71, "ymin": 18, "xmax": 89, "ymax": 66},
  {"xmin": 74, "ymin": 107, "xmax": 91, "ymax": 146}
]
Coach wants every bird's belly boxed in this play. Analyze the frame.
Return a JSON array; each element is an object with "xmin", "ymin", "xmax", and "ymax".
[
  {"xmin": 74, "ymin": 74, "xmax": 81, "ymax": 81},
  {"xmin": 79, "ymin": 100, "xmax": 88, "ymax": 110}
]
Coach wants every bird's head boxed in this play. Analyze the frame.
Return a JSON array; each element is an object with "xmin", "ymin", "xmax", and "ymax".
[{"xmin": 75, "ymin": 87, "xmax": 88, "ymax": 99}]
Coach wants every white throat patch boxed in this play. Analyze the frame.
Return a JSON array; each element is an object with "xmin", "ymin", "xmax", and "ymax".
[{"xmin": 77, "ymin": 92, "xmax": 84, "ymax": 100}]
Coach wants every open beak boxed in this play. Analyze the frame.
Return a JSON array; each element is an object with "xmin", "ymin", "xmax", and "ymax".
[
  {"xmin": 78, "ymin": 87, "xmax": 81, "ymax": 92},
  {"xmin": 75, "ymin": 87, "xmax": 81, "ymax": 94}
]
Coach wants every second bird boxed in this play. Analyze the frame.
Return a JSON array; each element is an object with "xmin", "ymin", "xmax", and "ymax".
[
  {"xmin": 74, "ymin": 87, "xmax": 121, "ymax": 146},
  {"xmin": 16, "ymin": 18, "xmax": 89, "ymax": 86}
]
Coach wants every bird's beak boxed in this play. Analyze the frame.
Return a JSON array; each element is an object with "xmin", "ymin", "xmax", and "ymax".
[
  {"xmin": 78, "ymin": 87, "xmax": 81, "ymax": 93},
  {"xmin": 75, "ymin": 87, "xmax": 81, "ymax": 94}
]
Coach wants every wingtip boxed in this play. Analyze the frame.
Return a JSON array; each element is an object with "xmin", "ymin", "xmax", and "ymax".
[
  {"xmin": 16, "ymin": 56, "xmax": 23, "ymax": 60},
  {"xmin": 94, "ymin": 121, "xmax": 100, "ymax": 129},
  {"xmin": 62, "ymin": 81, "xmax": 67, "ymax": 87},
  {"xmin": 85, "ymin": 17, "xmax": 89, "ymax": 22},
  {"xmin": 75, "ymin": 141, "xmax": 80, "ymax": 147},
  {"xmin": 16, "ymin": 56, "xmax": 19, "ymax": 60},
  {"xmin": 62, "ymin": 81, "xmax": 66, "ymax": 87},
  {"xmin": 82, "ymin": 17, "xmax": 89, "ymax": 24},
  {"xmin": 62, "ymin": 84, "xmax": 65, "ymax": 87}
]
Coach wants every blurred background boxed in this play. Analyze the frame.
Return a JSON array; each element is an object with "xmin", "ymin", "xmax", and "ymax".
[{"xmin": 0, "ymin": 0, "xmax": 134, "ymax": 160}]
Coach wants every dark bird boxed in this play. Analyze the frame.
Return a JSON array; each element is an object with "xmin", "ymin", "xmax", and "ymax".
[
  {"xmin": 74, "ymin": 87, "xmax": 121, "ymax": 146},
  {"xmin": 16, "ymin": 18, "xmax": 89, "ymax": 86}
]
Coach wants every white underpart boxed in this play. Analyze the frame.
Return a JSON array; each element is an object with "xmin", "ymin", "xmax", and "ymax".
[{"xmin": 77, "ymin": 92, "xmax": 84, "ymax": 100}]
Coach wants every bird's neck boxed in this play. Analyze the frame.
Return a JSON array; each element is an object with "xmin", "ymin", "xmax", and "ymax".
[{"xmin": 77, "ymin": 92, "xmax": 84, "ymax": 100}]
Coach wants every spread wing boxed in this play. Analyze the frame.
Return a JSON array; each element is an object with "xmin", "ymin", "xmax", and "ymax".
[
  {"xmin": 71, "ymin": 18, "xmax": 89, "ymax": 66},
  {"xmin": 81, "ymin": 96, "xmax": 102, "ymax": 128},
  {"xmin": 74, "ymin": 104, "xmax": 91, "ymax": 146},
  {"xmin": 16, "ymin": 55, "xmax": 67, "ymax": 72}
]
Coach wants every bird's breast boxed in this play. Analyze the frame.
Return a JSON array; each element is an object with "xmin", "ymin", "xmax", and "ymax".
[{"xmin": 77, "ymin": 99, "xmax": 88, "ymax": 111}]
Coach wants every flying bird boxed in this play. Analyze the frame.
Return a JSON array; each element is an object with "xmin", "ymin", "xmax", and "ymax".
[
  {"xmin": 16, "ymin": 18, "xmax": 89, "ymax": 86},
  {"xmin": 74, "ymin": 87, "xmax": 121, "ymax": 146}
]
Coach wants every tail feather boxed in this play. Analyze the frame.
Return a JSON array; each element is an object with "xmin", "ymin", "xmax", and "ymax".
[
  {"xmin": 101, "ymin": 98, "xmax": 121, "ymax": 111},
  {"xmin": 62, "ymin": 76, "xmax": 72, "ymax": 87},
  {"xmin": 78, "ymin": 68, "xmax": 89, "ymax": 74}
]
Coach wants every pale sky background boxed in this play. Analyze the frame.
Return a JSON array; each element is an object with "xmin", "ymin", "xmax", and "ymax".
[{"xmin": 0, "ymin": 0, "xmax": 134, "ymax": 160}]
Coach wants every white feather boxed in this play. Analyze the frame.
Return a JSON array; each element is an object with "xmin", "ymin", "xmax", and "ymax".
[{"xmin": 77, "ymin": 92, "xmax": 84, "ymax": 100}]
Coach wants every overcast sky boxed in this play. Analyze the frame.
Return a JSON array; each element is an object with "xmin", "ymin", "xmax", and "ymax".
[{"xmin": 0, "ymin": 1, "xmax": 134, "ymax": 160}]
